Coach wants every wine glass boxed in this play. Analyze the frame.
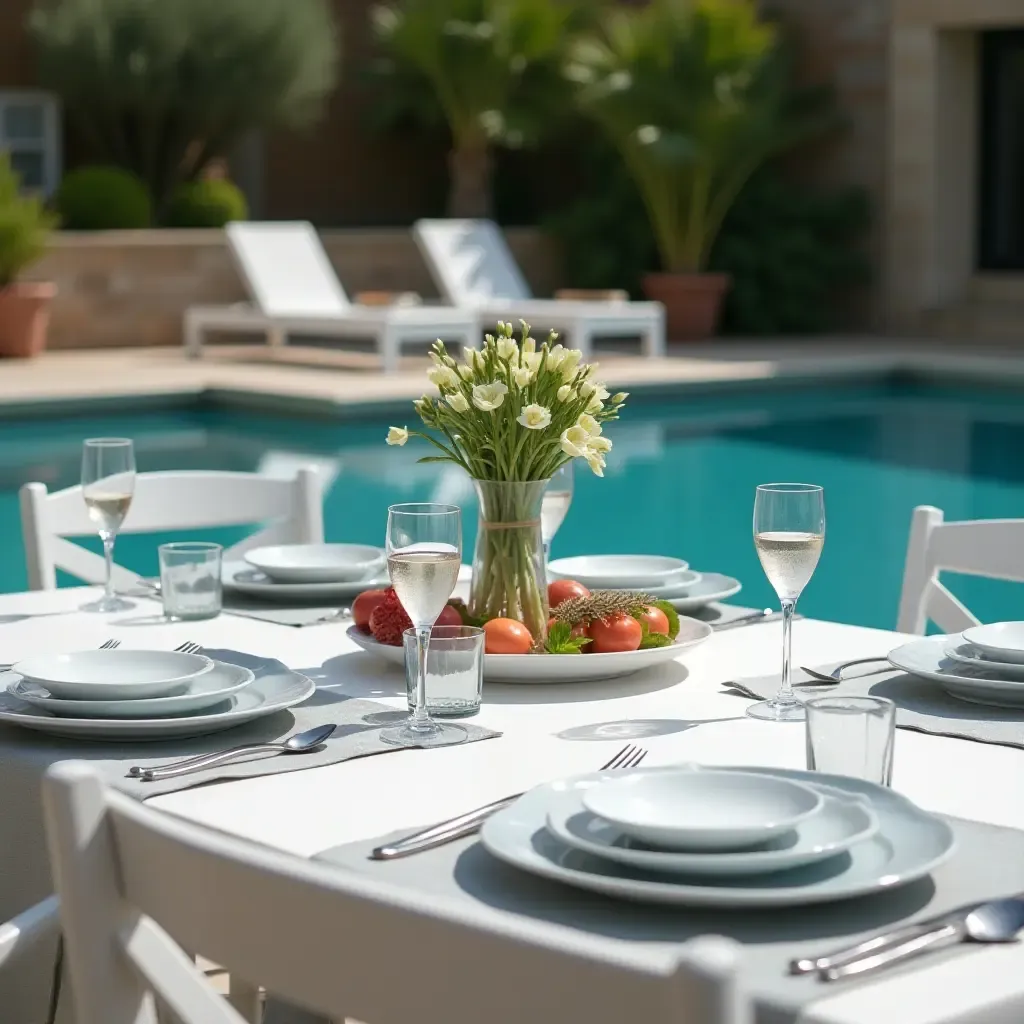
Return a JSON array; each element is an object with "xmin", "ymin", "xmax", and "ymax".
[
  {"xmin": 382, "ymin": 503, "xmax": 466, "ymax": 747},
  {"xmin": 81, "ymin": 438, "xmax": 137, "ymax": 613},
  {"xmin": 749, "ymin": 483, "xmax": 825, "ymax": 722},
  {"xmin": 541, "ymin": 461, "xmax": 574, "ymax": 559}
]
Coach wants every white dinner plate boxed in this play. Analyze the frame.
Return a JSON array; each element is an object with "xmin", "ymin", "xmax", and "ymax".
[
  {"xmin": 610, "ymin": 571, "xmax": 742, "ymax": 611},
  {"xmin": 0, "ymin": 658, "xmax": 314, "ymax": 740},
  {"xmin": 7, "ymin": 661, "xmax": 255, "ymax": 719},
  {"xmin": 546, "ymin": 784, "xmax": 880, "ymax": 876},
  {"xmin": 345, "ymin": 617, "xmax": 712, "ymax": 684},
  {"xmin": 244, "ymin": 544, "xmax": 385, "ymax": 584},
  {"xmin": 942, "ymin": 642, "xmax": 1024, "ymax": 680},
  {"xmin": 888, "ymin": 636, "xmax": 1024, "ymax": 707},
  {"xmin": 12, "ymin": 649, "xmax": 214, "ymax": 701},
  {"xmin": 547, "ymin": 555, "xmax": 690, "ymax": 589},
  {"xmin": 481, "ymin": 766, "xmax": 955, "ymax": 908},
  {"xmin": 961, "ymin": 623, "xmax": 1024, "ymax": 665},
  {"xmin": 223, "ymin": 560, "xmax": 390, "ymax": 601}
]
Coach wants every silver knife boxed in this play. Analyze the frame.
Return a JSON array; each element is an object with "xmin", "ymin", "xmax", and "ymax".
[
  {"xmin": 714, "ymin": 610, "xmax": 784, "ymax": 631},
  {"xmin": 370, "ymin": 795, "xmax": 519, "ymax": 859}
]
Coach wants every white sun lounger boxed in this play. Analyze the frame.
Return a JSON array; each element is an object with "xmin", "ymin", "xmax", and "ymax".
[
  {"xmin": 184, "ymin": 221, "xmax": 477, "ymax": 373},
  {"xmin": 413, "ymin": 218, "xmax": 665, "ymax": 359}
]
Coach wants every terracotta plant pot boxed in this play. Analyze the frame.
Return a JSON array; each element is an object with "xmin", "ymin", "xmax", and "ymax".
[
  {"xmin": 0, "ymin": 282, "xmax": 56, "ymax": 357},
  {"xmin": 642, "ymin": 272, "xmax": 730, "ymax": 341}
]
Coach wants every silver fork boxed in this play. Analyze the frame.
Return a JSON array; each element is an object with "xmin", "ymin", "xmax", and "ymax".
[
  {"xmin": 799, "ymin": 657, "xmax": 893, "ymax": 684},
  {"xmin": 0, "ymin": 637, "xmax": 119, "ymax": 672},
  {"xmin": 371, "ymin": 743, "xmax": 649, "ymax": 860},
  {"xmin": 174, "ymin": 641, "xmax": 203, "ymax": 655}
]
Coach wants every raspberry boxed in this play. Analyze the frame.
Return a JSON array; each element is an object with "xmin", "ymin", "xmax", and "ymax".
[{"xmin": 369, "ymin": 588, "xmax": 412, "ymax": 646}]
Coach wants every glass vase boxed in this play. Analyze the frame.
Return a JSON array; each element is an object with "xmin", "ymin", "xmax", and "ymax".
[{"xmin": 469, "ymin": 479, "xmax": 549, "ymax": 641}]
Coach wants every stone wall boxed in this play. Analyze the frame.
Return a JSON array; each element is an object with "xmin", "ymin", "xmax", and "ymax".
[{"xmin": 25, "ymin": 228, "xmax": 561, "ymax": 350}]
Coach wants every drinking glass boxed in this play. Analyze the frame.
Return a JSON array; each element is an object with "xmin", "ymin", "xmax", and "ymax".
[
  {"xmin": 382, "ymin": 503, "xmax": 465, "ymax": 747},
  {"xmin": 806, "ymin": 695, "xmax": 895, "ymax": 785},
  {"xmin": 402, "ymin": 625, "xmax": 484, "ymax": 718},
  {"xmin": 541, "ymin": 462, "xmax": 574, "ymax": 559},
  {"xmin": 749, "ymin": 483, "xmax": 825, "ymax": 722},
  {"xmin": 81, "ymin": 438, "xmax": 136, "ymax": 612},
  {"xmin": 159, "ymin": 542, "xmax": 223, "ymax": 620}
]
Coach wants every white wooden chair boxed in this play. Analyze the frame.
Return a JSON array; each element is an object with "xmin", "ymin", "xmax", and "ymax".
[
  {"xmin": 413, "ymin": 218, "xmax": 666, "ymax": 358},
  {"xmin": 897, "ymin": 504, "xmax": 1024, "ymax": 634},
  {"xmin": 184, "ymin": 221, "xmax": 477, "ymax": 373},
  {"xmin": 20, "ymin": 468, "xmax": 323, "ymax": 590},
  {"xmin": 43, "ymin": 761, "xmax": 749, "ymax": 1024}
]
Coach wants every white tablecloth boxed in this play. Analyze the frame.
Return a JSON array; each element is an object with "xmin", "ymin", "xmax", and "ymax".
[{"xmin": 1, "ymin": 586, "xmax": 1023, "ymax": 1024}]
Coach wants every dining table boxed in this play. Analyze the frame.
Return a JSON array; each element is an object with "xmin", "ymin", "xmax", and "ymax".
[{"xmin": 2, "ymin": 583, "xmax": 1024, "ymax": 1024}]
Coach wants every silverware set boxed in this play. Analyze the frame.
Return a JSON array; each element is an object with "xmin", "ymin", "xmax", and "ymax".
[{"xmin": 0, "ymin": 637, "xmax": 120, "ymax": 672}]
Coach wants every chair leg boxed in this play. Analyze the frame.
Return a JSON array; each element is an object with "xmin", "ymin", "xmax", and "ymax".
[
  {"xmin": 572, "ymin": 323, "xmax": 593, "ymax": 361},
  {"xmin": 380, "ymin": 330, "xmax": 399, "ymax": 374},
  {"xmin": 267, "ymin": 327, "xmax": 286, "ymax": 349},
  {"xmin": 228, "ymin": 977, "xmax": 263, "ymax": 1023},
  {"xmin": 183, "ymin": 314, "xmax": 204, "ymax": 360},
  {"xmin": 642, "ymin": 317, "xmax": 666, "ymax": 358}
]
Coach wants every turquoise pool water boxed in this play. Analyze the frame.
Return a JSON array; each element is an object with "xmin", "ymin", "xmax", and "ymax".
[{"xmin": 3, "ymin": 380, "xmax": 1024, "ymax": 631}]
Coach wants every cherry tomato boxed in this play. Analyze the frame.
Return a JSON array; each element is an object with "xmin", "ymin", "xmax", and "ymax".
[
  {"xmin": 435, "ymin": 603, "xmax": 463, "ymax": 629},
  {"xmin": 548, "ymin": 579, "xmax": 590, "ymax": 608},
  {"xmin": 634, "ymin": 605, "xmax": 670, "ymax": 636},
  {"xmin": 352, "ymin": 588, "xmax": 389, "ymax": 633},
  {"xmin": 483, "ymin": 617, "xmax": 534, "ymax": 654},
  {"xmin": 587, "ymin": 612, "xmax": 643, "ymax": 653}
]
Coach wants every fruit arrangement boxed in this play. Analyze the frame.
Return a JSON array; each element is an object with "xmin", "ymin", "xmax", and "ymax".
[{"xmin": 352, "ymin": 581, "xmax": 680, "ymax": 655}]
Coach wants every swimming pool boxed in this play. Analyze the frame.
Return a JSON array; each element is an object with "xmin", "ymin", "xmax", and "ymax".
[{"xmin": 3, "ymin": 378, "xmax": 1023, "ymax": 631}]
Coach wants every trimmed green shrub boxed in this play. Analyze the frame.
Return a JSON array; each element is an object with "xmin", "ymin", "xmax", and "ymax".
[
  {"xmin": 0, "ymin": 154, "xmax": 56, "ymax": 286},
  {"xmin": 56, "ymin": 166, "xmax": 152, "ymax": 230},
  {"xmin": 164, "ymin": 179, "xmax": 249, "ymax": 228}
]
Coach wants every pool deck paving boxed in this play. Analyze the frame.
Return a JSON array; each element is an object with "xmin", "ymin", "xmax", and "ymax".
[{"xmin": 1, "ymin": 338, "xmax": 1023, "ymax": 414}]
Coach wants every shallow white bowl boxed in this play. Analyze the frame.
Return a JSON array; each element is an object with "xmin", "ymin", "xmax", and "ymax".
[
  {"xmin": 12, "ymin": 649, "xmax": 214, "ymax": 701},
  {"xmin": 581, "ymin": 769, "xmax": 824, "ymax": 851},
  {"xmin": 244, "ymin": 543, "xmax": 385, "ymax": 583},
  {"xmin": 548, "ymin": 554, "xmax": 690, "ymax": 589},
  {"xmin": 961, "ymin": 623, "xmax": 1024, "ymax": 665}
]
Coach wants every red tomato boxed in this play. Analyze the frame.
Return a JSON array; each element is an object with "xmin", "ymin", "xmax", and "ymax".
[
  {"xmin": 634, "ymin": 605, "xmax": 670, "ymax": 636},
  {"xmin": 352, "ymin": 588, "xmax": 389, "ymax": 633},
  {"xmin": 548, "ymin": 579, "xmax": 590, "ymax": 608},
  {"xmin": 483, "ymin": 617, "xmax": 534, "ymax": 654},
  {"xmin": 435, "ymin": 603, "xmax": 463, "ymax": 629},
  {"xmin": 588, "ymin": 612, "xmax": 643, "ymax": 653}
]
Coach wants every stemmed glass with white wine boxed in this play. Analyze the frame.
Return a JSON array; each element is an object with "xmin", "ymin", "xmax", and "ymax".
[
  {"xmin": 541, "ymin": 461, "xmax": 574, "ymax": 559},
  {"xmin": 749, "ymin": 483, "xmax": 825, "ymax": 722},
  {"xmin": 382, "ymin": 503, "xmax": 466, "ymax": 747},
  {"xmin": 81, "ymin": 438, "xmax": 136, "ymax": 612}
]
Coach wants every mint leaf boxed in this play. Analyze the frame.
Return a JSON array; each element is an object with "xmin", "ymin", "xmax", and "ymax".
[
  {"xmin": 545, "ymin": 620, "xmax": 591, "ymax": 654},
  {"xmin": 639, "ymin": 631, "xmax": 672, "ymax": 649},
  {"xmin": 653, "ymin": 600, "xmax": 680, "ymax": 640}
]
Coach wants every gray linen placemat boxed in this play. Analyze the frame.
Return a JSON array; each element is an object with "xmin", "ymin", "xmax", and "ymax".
[
  {"xmin": 2, "ymin": 648, "xmax": 499, "ymax": 799},
  {"xmin": 220, "ymin": 595, "xmax": 347, "ymax": 627},
  {"xmin": 313, "ymin": 815, "xmax": 1024, "ymax": 1024},
  {"xmin": 726, "ymin": 662, "xmax": 1024, "ymax": 749}
]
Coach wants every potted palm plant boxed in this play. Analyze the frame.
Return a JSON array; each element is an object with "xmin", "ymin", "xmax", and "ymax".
[
  {"xmin": 369, "ymin": 0, "xmax": 583, "ymax": 218},
  {"xmin": 0, "ymin": 154, "xmax": 57, "ymax": 358},
  {"xmin": 566, "ymin": 0, "xmax": 832, "ymax": 339}
]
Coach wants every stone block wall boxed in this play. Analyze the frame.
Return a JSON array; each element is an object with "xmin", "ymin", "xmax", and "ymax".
[{"xmin": 24, "ymin": 228, "xmax": 561, "ymax": 350}]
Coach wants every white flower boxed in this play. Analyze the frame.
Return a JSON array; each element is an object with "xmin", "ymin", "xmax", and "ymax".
[
  {"xmin": 386, "ymin": 426, "xmax": 409, "ymax": 446},
  {"xmin": 556, "ymin": 383, "xmax": 574, "ymax": 403},
  {"xmin": 429, "ymin": 351, "xmax": 444, "ymax": 368},
  {"xmin": 446, "ymin": 391, "xmax": 469, "ymax": 413},
  {"xmin": 458, "ymin": 363, "xmax": 474, "ymax": 381},
  {"xmin": 593, "ymin": 384, "xmax": 610, "ymax": 402},
  {"xmin": 522, "ymin": 335, "xmax": 536, "ymax": 355},
  {"xmin": 512, "ymin": 366, "xmax": 534, "ymax": 388},
  {"xmin": 589, "ymin": 435, "xmax": 612, "ymax": 453},
  {"xmin": 523, "ymin": 350, "xmax": 543, "ymax": 373},
  {"xmin": 586, "ymin": 396, "xmax": 605, "ymax": 415},
  {"xmin": 414, "ymin": 395, "xmax": 432, "ymax": 415},
  {"xmin": 560, "ymin": 349, "xmax": 583, "ymax": 381},
  {"xmin": 517, "ymin": 403, "xmax": 551, "ymax": 430},
  {"xmin": 583, "ymin": 361, "xmax": 601, "ymax": 380},
  {"xmin": 545, "ymin": 343, "xmax": 566, "ymax": 372},
  {"xmin": 580, "ymin": 380, "xmax": 598, "ymax": 400},
  {"xmin": 462, "ymin": 346, "xmax": 481, "ymax": 370},
  {"xmin": 611, "ymin": 392, "xmax": 628, "ymax": 404},
  {"xmin": 559, "ymin": 424, "xmax": 590, "ymax": 458},
  {"xmin": 497, "ymin": 337, "xmax": 518, "ymax": 361},
  {"xmin": 427, "ymin": 365, "xmax": 460, "ymax": 391},
  {"xmin": 577, "ymin": 413, "xmax": 602, "ymax": 436},
  {"xmin": 472, "ymin": 380, "xmax": 508, "ymax": 411},
  {"xmin": 584, "ymin": 448, "xmax": 606, "ymax": 477}
]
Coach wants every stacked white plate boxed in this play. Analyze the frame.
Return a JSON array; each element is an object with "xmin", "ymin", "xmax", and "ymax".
[
  {"xmin": 481, "ymin": 765, "xmax": 956, "ymax": 907},
  {"xmin": 547, "ymin": 554, "xmax": 741, "ymax": 613},
  {"xmin": 224, "ymin": 543, "xmax": 388, "ymax": 601},
  {"xmin": 888, "ymin": 622, "xmax": 1024, "ymax": 708},
  {"xmin": 0, "ymin": 648, "xmax": 314, "ymax": 740}
]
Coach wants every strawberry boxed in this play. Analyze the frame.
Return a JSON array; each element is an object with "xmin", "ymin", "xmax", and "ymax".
[{"xmin": 369, "ymin": 588, "xmax": 412, "ymax": 646}]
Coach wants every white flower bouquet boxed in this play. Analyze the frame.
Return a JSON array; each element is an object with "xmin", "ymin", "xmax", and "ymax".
[{"xmin": 387, "ymin": 320, "xmax": 627, "ymax": 640}]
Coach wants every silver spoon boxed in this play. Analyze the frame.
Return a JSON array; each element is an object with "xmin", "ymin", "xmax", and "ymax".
[
  {"xmin": 825, "ymin": 897, "xmax": 1024, "ymax": 980},
  {"xmin": 128, "ymin": 723, "xmax": 337, "ymax": 781}
]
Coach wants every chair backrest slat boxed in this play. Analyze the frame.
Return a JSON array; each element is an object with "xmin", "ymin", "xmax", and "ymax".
[
  {"xmin": 897, "ymin": 505, "xmax": 1024, "ymax": 633},
  {"xmin": 43, "ymin": 762, "xmax": 749, "ymax": 1024},
  {"xmin": 413, "ymin": 219, "xmax": 533, "ymax": 305},
  {"xmin": 20, "ymin": 469, "xmax": 323, "ymax": 590},
  {"xmin": 226, "ymin": 222, "xmax": 350, "ymax": 318}
]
